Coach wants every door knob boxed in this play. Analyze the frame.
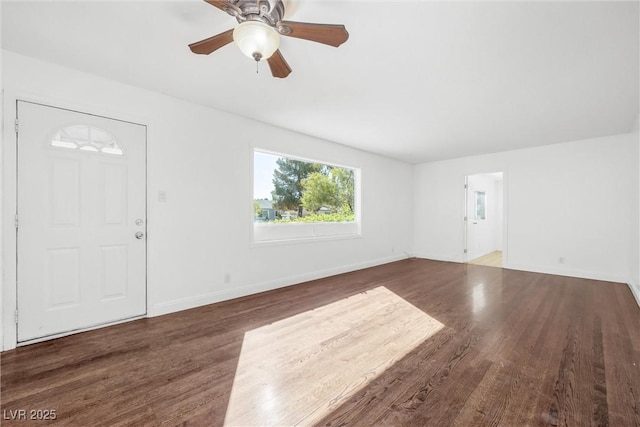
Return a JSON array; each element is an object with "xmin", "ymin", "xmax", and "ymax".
[{"xmin": 135, "ymin": 232, "xmax": 144, "ymax": 239}]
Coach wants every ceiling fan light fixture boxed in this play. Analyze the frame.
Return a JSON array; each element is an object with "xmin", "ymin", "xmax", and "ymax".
[{"xmin": 233, "ymin": 21, "xmax": 280, "ymax": 62}]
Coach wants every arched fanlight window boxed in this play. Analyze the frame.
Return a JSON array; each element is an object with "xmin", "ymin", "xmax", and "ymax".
[{"xmin": 51, "ymin": 125, "xmax": 124, "ymax": 156}]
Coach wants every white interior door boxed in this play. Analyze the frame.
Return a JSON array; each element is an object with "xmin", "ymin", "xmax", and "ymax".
[
  {"xmin": 466, "ymin": 183, "xmax": 477, "ymax": 260},
  {"xmin": 466, "ymin": 174, "xmax": 494, "ymax": 261},
  {"xmin": 467, "ymin": 186, "xmax": 488, "ymax": 260},
  {"xmin": 17, "ymin": 101, "xmax": 147, "ymax": 342}
]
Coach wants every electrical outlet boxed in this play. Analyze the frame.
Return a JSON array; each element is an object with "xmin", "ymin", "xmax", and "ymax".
[
  {"xmin": 558, "ymin": 257, "xmax": 565, "ymax": 264},
  {"xmin": 224, "ymin": 273, "xmax": 231, "ymax": 284}
]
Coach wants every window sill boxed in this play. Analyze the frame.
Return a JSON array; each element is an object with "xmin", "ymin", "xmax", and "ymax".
[{"xmin": 252, "ymin": 222, "xmax": 361, "ymax": 247}]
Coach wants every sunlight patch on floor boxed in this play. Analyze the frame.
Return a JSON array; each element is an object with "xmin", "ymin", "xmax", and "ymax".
[
  {"xmin": 468, "ymin": 251, "xmax": 503, "ymax": 268},
  {"xmin": 223, "ymin": 286, "xmax": 444, "ymax": 426}
]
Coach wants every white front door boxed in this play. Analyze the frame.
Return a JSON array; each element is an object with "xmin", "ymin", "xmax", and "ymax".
[{"xmin": 17, "ymin": 101, "xmax": 147, "ymax": 342}]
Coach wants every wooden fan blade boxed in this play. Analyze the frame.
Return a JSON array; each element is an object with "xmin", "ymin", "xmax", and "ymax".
[
  {"xmin": 278, "ymin": 21, "xmax": 349, "ymax": 47},
  {"xmin": 189, "ymin": 29, "xmax": 234, "ymax": 55},
  {"xmin": 267, "ymin": 50, "xmax": 292, "ymax": 78}
]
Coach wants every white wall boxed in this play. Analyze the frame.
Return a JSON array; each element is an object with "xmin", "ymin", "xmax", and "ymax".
[
  {"xmin": 631, "ymin": 114, "xmax": 640, "ymax": 305},
  {"xmin": 414, "ymin": 132, "xmax": 638, "ymax": 286},
  {"xmin": 1, "ymin": 51, "xmax": 414, "ymax": 350}
]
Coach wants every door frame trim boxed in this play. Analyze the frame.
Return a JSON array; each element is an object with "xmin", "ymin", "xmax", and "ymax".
[{"xmin": 3, "ymin": 95, "xmax": 149, "ymax": 350}]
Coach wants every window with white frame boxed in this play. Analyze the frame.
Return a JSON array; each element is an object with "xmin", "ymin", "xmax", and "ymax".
[
  {"xmin": 474, "ymin": 191, "xmax": 486, "ymax": 220},
  {"xmin": 253, "ymin": 150, "xmax": 360, "ymax": 243}
]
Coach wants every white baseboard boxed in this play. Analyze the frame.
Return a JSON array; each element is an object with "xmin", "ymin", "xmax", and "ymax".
[
  {"xmin": 413, "ymin": 252, "xmax": 461, "ymax": 263},
  {"xmin": 504, "ymin": 262, "xmax": 629, "ymax": 285},
  {"xmin": 151, "ymin": 254, "xmax": 408, "ymax": 317}
]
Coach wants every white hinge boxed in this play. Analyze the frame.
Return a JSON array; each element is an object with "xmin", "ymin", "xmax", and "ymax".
[
  {"xmin": 15, "ymin": 310, "xmax": 18, "ymax": 324},
  {"xmin": 14, "ymin": 119, "xmax": 19, "ymax": 133},
  {"xmin": 464, "ymin": 249, "xmax": 468, "ymax": 254},
  {"xmin": 464, "ymin": 184, "xmax": 468, "ymax": 189},
  {"xmin": 15, "ymin": 214, "xmax": 18, "ymax": 229},
  {"xmin": 464, "ymin": 216, "xmax": 468, "ymax": 221}
]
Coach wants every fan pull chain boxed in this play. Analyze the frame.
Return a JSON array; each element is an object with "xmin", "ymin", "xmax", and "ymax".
[{"xmin": 257, "ymin": 61, "xmax": 259, "ymax": 75}]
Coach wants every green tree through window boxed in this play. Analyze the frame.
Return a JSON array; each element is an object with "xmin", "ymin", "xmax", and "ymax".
[{"xmin": 271, "ymin": 158, "xmax": 321, "ymax": 212}]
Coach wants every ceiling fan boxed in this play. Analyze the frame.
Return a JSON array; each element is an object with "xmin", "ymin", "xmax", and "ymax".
[{"xmin": 188, "ymin": 0, "xmax": 349, "ymax": 78}]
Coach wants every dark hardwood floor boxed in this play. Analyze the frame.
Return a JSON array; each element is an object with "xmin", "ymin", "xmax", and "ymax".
[{"xmin": 1, "ymin": 259, "xmax": 639, "ymax": 426}]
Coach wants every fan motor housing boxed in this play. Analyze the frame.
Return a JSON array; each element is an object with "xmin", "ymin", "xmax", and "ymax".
[{"xmin": 224, "ymin": 0, "xmax": 286, "ymax": 27}]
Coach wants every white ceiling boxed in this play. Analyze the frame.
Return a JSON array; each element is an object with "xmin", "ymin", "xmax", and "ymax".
[{"xmin": 2, "ymin": 1, "xmax": 639, "ymax": 163}]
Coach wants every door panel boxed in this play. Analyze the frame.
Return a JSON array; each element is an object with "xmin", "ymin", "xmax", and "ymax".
[
  {"xmin": 102, "ymin": 163, "xmax": 127, "ymax": 225},
  {"xmin": 17, "ymin": 101, "xmax": 146, "ymax": 342},
  {"xmin": 100, "ymin": 245, "xmax": 128, "ymax": 300},
  {"xmin": 46, "ymin": 248, "xmax": 81, "ymax": 307},
  {"xmin": 50, "ymin": 158, "xmax": 81, "ymax": 226}
]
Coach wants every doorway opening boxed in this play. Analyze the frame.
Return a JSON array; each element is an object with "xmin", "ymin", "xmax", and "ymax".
[{"xmin": 464, "ymin": 172, "xmax": 504, "ymax": 267}]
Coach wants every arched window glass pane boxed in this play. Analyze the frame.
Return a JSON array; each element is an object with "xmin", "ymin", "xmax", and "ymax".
[{"xmin": 51, "ymin": 125, "xmax": 123, "ymax": 156}]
